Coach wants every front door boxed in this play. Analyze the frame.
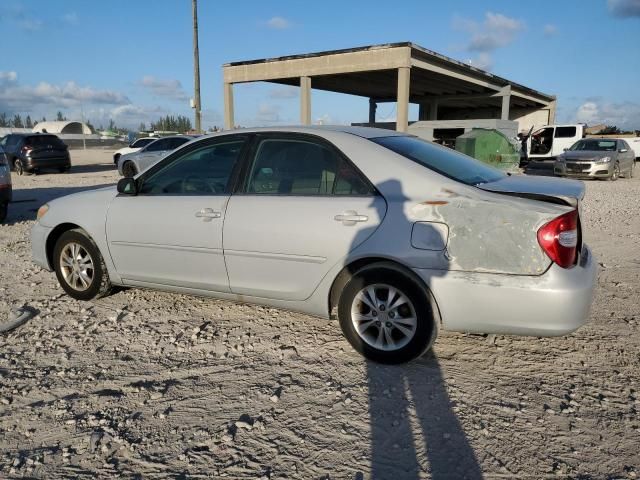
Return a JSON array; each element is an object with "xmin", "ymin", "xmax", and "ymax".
[
  {"xmin": 106, "ymin": 136, "xmax": 247, "ymax": 292},
  {"xmin": 223, "ymin": 134, "xmax": 386, "ymax": 301}
]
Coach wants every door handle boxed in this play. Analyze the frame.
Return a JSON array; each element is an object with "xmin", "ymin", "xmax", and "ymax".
[
  {"xmin": 334, "ymin": 210, "xmax": 368, "ymax": 226},
  {"xmin": 195, "ymin": 208, "xmax": 221, "ymax": 222}
]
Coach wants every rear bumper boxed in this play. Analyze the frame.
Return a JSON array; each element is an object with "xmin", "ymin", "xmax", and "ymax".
[
  {"xmin": 414, "ymin": 245, "xmax": 597, "ymax": 336},
  {"xmin": 24, "ymin": 155, "xmax": 71, "ymax": 170},
  {"xmin": 31, "ymin": 222, "xmax": 53, "ymax": 271}
]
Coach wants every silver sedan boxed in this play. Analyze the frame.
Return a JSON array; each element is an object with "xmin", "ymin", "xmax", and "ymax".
[
  {"xmin": 32, "ymin": 126, "xmax": 597, "ymax": 363},
  {"xmin": 117, "ymin": 135, "xmax": 196, "ymax": 177},
  {"xmin": 555, "ymin": 138, "xmax": 635, "ymax": 180}
]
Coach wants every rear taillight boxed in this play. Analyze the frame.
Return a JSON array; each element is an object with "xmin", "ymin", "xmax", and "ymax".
[{"xmin": 537, "ymin": 210, "xmax": 579, "ymax": 268}]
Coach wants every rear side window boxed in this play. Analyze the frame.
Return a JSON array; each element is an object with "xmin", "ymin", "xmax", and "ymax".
[
  {"xmin": 246, "ymin": 138, "xmax": 373, "ymax": 196},
  {"xmin": 555, "ymin": 127, "xmax": 577, "ymax": 138},
  {"xmin": 145, "ymin": 139, "xmax": 170, "ymax": 152},
  {"xmin": 372, "ymin": 135, "xmax": 505, "ymax": 186},
  {"xmin": 132, "ymin": 138, "xmax": 155, "ymax": 148},
  {"xmin": 169, "ymin": 137, "xmax": 190, "ymax": 149}
]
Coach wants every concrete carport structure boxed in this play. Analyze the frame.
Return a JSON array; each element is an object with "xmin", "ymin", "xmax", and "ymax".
[{"xmin": 222, "ymin": 42, "xmax": 556, "ymax": 132}]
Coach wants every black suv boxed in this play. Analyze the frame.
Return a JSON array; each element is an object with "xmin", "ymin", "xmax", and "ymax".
[{"xmin": 0, "ymin": 133, "xmax": 71, "ymax": 175}]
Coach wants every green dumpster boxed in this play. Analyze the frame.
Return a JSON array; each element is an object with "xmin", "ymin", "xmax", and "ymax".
[{"xmin": 455, "ymin": 128, "xmax": 520, "ymax": 172}]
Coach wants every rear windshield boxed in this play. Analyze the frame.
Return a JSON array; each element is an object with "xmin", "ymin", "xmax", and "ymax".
[
  {"xmin": 372, "ymin": 135, "xmax": 506, "ymax": 186},
  {"xmin": 569, "ymin": 139, "xmax": 617, "ymax": 152},
  {"xmin": 25, "ymin": 135, "xmax": 65, "ymax": 147}
]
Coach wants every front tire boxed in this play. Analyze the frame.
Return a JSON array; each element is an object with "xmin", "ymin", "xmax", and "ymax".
[
  {"xmin": 53, "ymin": 229, "xmax": 112, "ymax": 301},
  {"xmin": 609, "ymin": 161, "xmax": 620, "ymax": 181},
  {"xmin": 337, "ymin": 263, "xmax": 437, "ymax": 364},
  {"xmin": 122, "ymin": 161, "xmax": 137, "ymax": 178}
]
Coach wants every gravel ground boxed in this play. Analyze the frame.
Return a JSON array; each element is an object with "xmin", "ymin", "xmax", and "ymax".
[{"xmin": 1, "ymin": 150, "xmax": 639, "ymax": 479}]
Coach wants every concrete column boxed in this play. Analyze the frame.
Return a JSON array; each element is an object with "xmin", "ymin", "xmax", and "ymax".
[
  {"xmin": 396, "ymin": 67, "xmax": 410, "ymax": 132},
  {"xmin": 300, "ymin": 76, "xmax": 312, "ymax": 125},
  {"xmin": 429, "ymin": 100, "xmax": 438, "ymax": 120},
  {"xmin": 223, "ymin": 82, "xmax": 234, "ymax": 129},
  {"xmin": 547, "ymin": 99, "xmax": 557, "ymax": 124},
  {"xmin": 368, "ymin": 98, "xmax": 377, "ymax": 125},
  {"xmin": 501, "ymin": 85, "xmax": 511, "ymax": 121}
]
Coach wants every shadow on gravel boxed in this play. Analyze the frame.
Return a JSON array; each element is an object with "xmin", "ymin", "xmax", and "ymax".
[
  {"xmin": 367, "ymin": 356, "xmax": 483, "ymax": 479},
  {"xmin": 5, "ymin": 184, "xmax": 113, "ymax": 224},
  {"xmin": 351, "ymin": 179, "xmax": 482, "ymax": 478},
  {"xmin": 66, "ymin": 163, "xmax": 117, "ymax": 175}
]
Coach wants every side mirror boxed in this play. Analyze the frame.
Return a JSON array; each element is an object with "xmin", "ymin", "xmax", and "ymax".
[
  {"xmin": 117, "ymin": 177, "xmax": 138, "ymax": 195},
  {"xmin": 563, "ymin": 148, "xmax": 568, "ymax": 152},
  {"xmin": 619, "ymin": 148, "xmax": 628, "ymax": 153},
  {"xmin": 128, "ymin": 143, "xmax": 134, "ymax": 148}
]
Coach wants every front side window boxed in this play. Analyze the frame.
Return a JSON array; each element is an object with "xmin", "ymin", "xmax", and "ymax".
[
  {"xmin": 139, "ymin": 139, "xmax": 245, "ymax": 195},
  {"xmin": 372, "ymin": 135, "xmax": 505, "ymax": 186},
  {"xmin": 168, "ymin": 137, "xmax": 191, "ymax": 150},
  {"xmin": 246, "ymin": 138, "xmax": 373, "ymax": 196}
]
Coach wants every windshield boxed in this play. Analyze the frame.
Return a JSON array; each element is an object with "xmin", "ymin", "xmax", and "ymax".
[
  {"xmin": 372, "ymin": 135, "xmax": 506, "ymax": 186},
  {"xmin": 569, "ymin": 139, "xmax": 617, "ymax": 152},
  {"xmin": 25, "ymin": 135, "xmax": 65, "ymax": 147}
]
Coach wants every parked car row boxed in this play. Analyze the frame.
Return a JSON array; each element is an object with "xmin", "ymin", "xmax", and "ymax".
[{"xmin": 31, "ymin": 126, "xmax": 596, "ymax": 363}]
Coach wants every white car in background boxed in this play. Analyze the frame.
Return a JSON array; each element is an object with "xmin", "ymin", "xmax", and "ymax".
[
  {"xmin": 31, "ymin": 126, "xmax": 596, "ymax": 364},
  {"xmin": 113, "ymin": 137, "xmax": 157, "ymax": 165},
  {"xmin": 117, "ymin": 135, "xmax": 195, "ymax": 177}
]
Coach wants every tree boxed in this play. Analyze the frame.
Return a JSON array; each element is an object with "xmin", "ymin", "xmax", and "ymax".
[
  {"xmin": 41, "ymin": 116, "xmax": 47, "ymax": 123},
  {"xmin": 108, "ymin": 119, "xmax": 116, "ymax": 131},
  {"xmin": 56, "ymin": 111, "xmax": 66, "ymax": 122},
  {"xmin": 12, "ymin": 114, "xmax": 24, "ymax": 128},
  {"xmin": 149, "ymin": 114, "xmax": 193, "ymax": 133},
  {"xmin": 138, "ymin": 122, "xmax": 146, "ymax": 132},
  {"xmin": 25, "ymin": 115, "xmax": 33, "ymax": 129},
  {"xmin": 0, "ymin": 113, "xmax": 8, "ymax": 128}
]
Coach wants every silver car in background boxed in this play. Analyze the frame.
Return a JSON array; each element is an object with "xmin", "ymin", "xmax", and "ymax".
[
  {"xmin": 555, "ymin": 138, "xmax": 635, "ymax": 180},
  {"xmin": 117, "ymin": 135, "xmax": 196, "ymax": 177},
  {"xmin": 32, "ymin": 126, "xmax": 597, "ymax": 364}
]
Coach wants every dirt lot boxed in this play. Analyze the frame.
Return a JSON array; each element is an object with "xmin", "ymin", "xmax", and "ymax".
[{"xmin": 1, "ymin": 149, "xmax": 639, "ymax": 479}]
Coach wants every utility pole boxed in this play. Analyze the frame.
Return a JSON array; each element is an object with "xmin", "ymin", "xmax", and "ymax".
[{"xmin": 192, "ymin": 0, "xmax": 202, "ymax": 133}]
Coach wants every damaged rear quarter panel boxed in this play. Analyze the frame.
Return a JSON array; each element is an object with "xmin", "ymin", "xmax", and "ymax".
[{"xmin": 409, "ymin": 188, "xmax": 571, "ymax": 275}]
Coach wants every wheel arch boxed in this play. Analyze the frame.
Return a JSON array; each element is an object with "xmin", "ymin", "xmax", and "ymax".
[
  {"xmin": 45, "ymin": 222, "xmax": 83, "ymax": 269},
  {"xmin": 328, "ymin": 257, "xmax": 443, "ymax": 326}
]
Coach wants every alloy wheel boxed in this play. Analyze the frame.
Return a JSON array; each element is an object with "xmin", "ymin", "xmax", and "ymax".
[
  {"xmin": 59, "ymin": 242, "xmax": 95, "ymax": 291},
  {"xmin": 350, "ymin": 283, "xmax": 417, "ymax": 352},
  {"xmin": 14, "ymin": 159, "xmax": 23, "ymax": 176}
]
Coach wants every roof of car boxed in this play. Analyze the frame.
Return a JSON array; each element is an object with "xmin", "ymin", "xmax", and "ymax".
[{"xmin": 206, "ymin": 125, "xmax": 408, "ymax": 139}]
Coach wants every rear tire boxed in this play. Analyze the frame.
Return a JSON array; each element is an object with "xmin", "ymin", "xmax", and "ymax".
[
  {"xmin": 629, "ymin": 162, "xmax": 634, "ymax": 179},
  {"xmin": 53, "ymin": 229, "xmax": 112, "ymax": 301},
  {"xmin": 337, "ymin": 263, "xmax": 437, "ymax": 364},
  {"xmin": 122, "ymin": 161, "xmax": 137, "ymax": 178}
]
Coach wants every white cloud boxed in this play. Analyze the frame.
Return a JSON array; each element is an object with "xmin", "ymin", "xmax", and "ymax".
[
  {"xmin": 269, "ymin": 86, "xmax": 298, "ymax": 99},
  {"xmin": 139, "ymin": 76, "xmax": 189, "ymax": 102},
  {"xmin": 454, "ymin": 12, "xmax": 524, "ymax": 71},
  {"xmin": 543, "ymin": 24, "xmax": 558, "ymax": 36},
  {"xmin": 256, "ymin": 103, "xmax": 282, "ymax": 123},
  {"xmin": 62, "ymin": 12, "xmax": 78, "ymax": 25},
  {"xmin": 0, "ymin": 4, "xmax": 44, "ymax": 31},
  {"xmin": 266, "ymin": 16, "xmax": 291, "ymax": 29},
  {"xmin": 574, "ymin": 100, "xmax": 640, "ymax": 130},
  {"xmin": 608, "ymin": 0, "xmax": 640, "ymax": 17}
]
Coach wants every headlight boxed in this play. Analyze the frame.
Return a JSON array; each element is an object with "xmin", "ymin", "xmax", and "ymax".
[
  {"xmin": 597, "ymin": 156, "xmax": 611, "ymax": 164},
  {"xmin": 36, "ymin": 204, "xmax": 49, "ymax": 221}
]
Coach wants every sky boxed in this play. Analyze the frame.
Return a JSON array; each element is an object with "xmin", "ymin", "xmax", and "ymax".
[{"xmin": 1, "ymin": 0, "xmax": 639, "ymax": 131}]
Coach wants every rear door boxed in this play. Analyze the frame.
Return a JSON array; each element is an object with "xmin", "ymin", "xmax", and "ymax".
[{"xmin": 223, "ymin": 133, "xmax": 386, "ymax": 301}]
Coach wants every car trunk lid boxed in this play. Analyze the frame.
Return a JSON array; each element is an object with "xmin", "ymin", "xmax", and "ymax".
[{"xmin": 477, "ymin": 175, "xmax": 584, "ymax": 208}]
